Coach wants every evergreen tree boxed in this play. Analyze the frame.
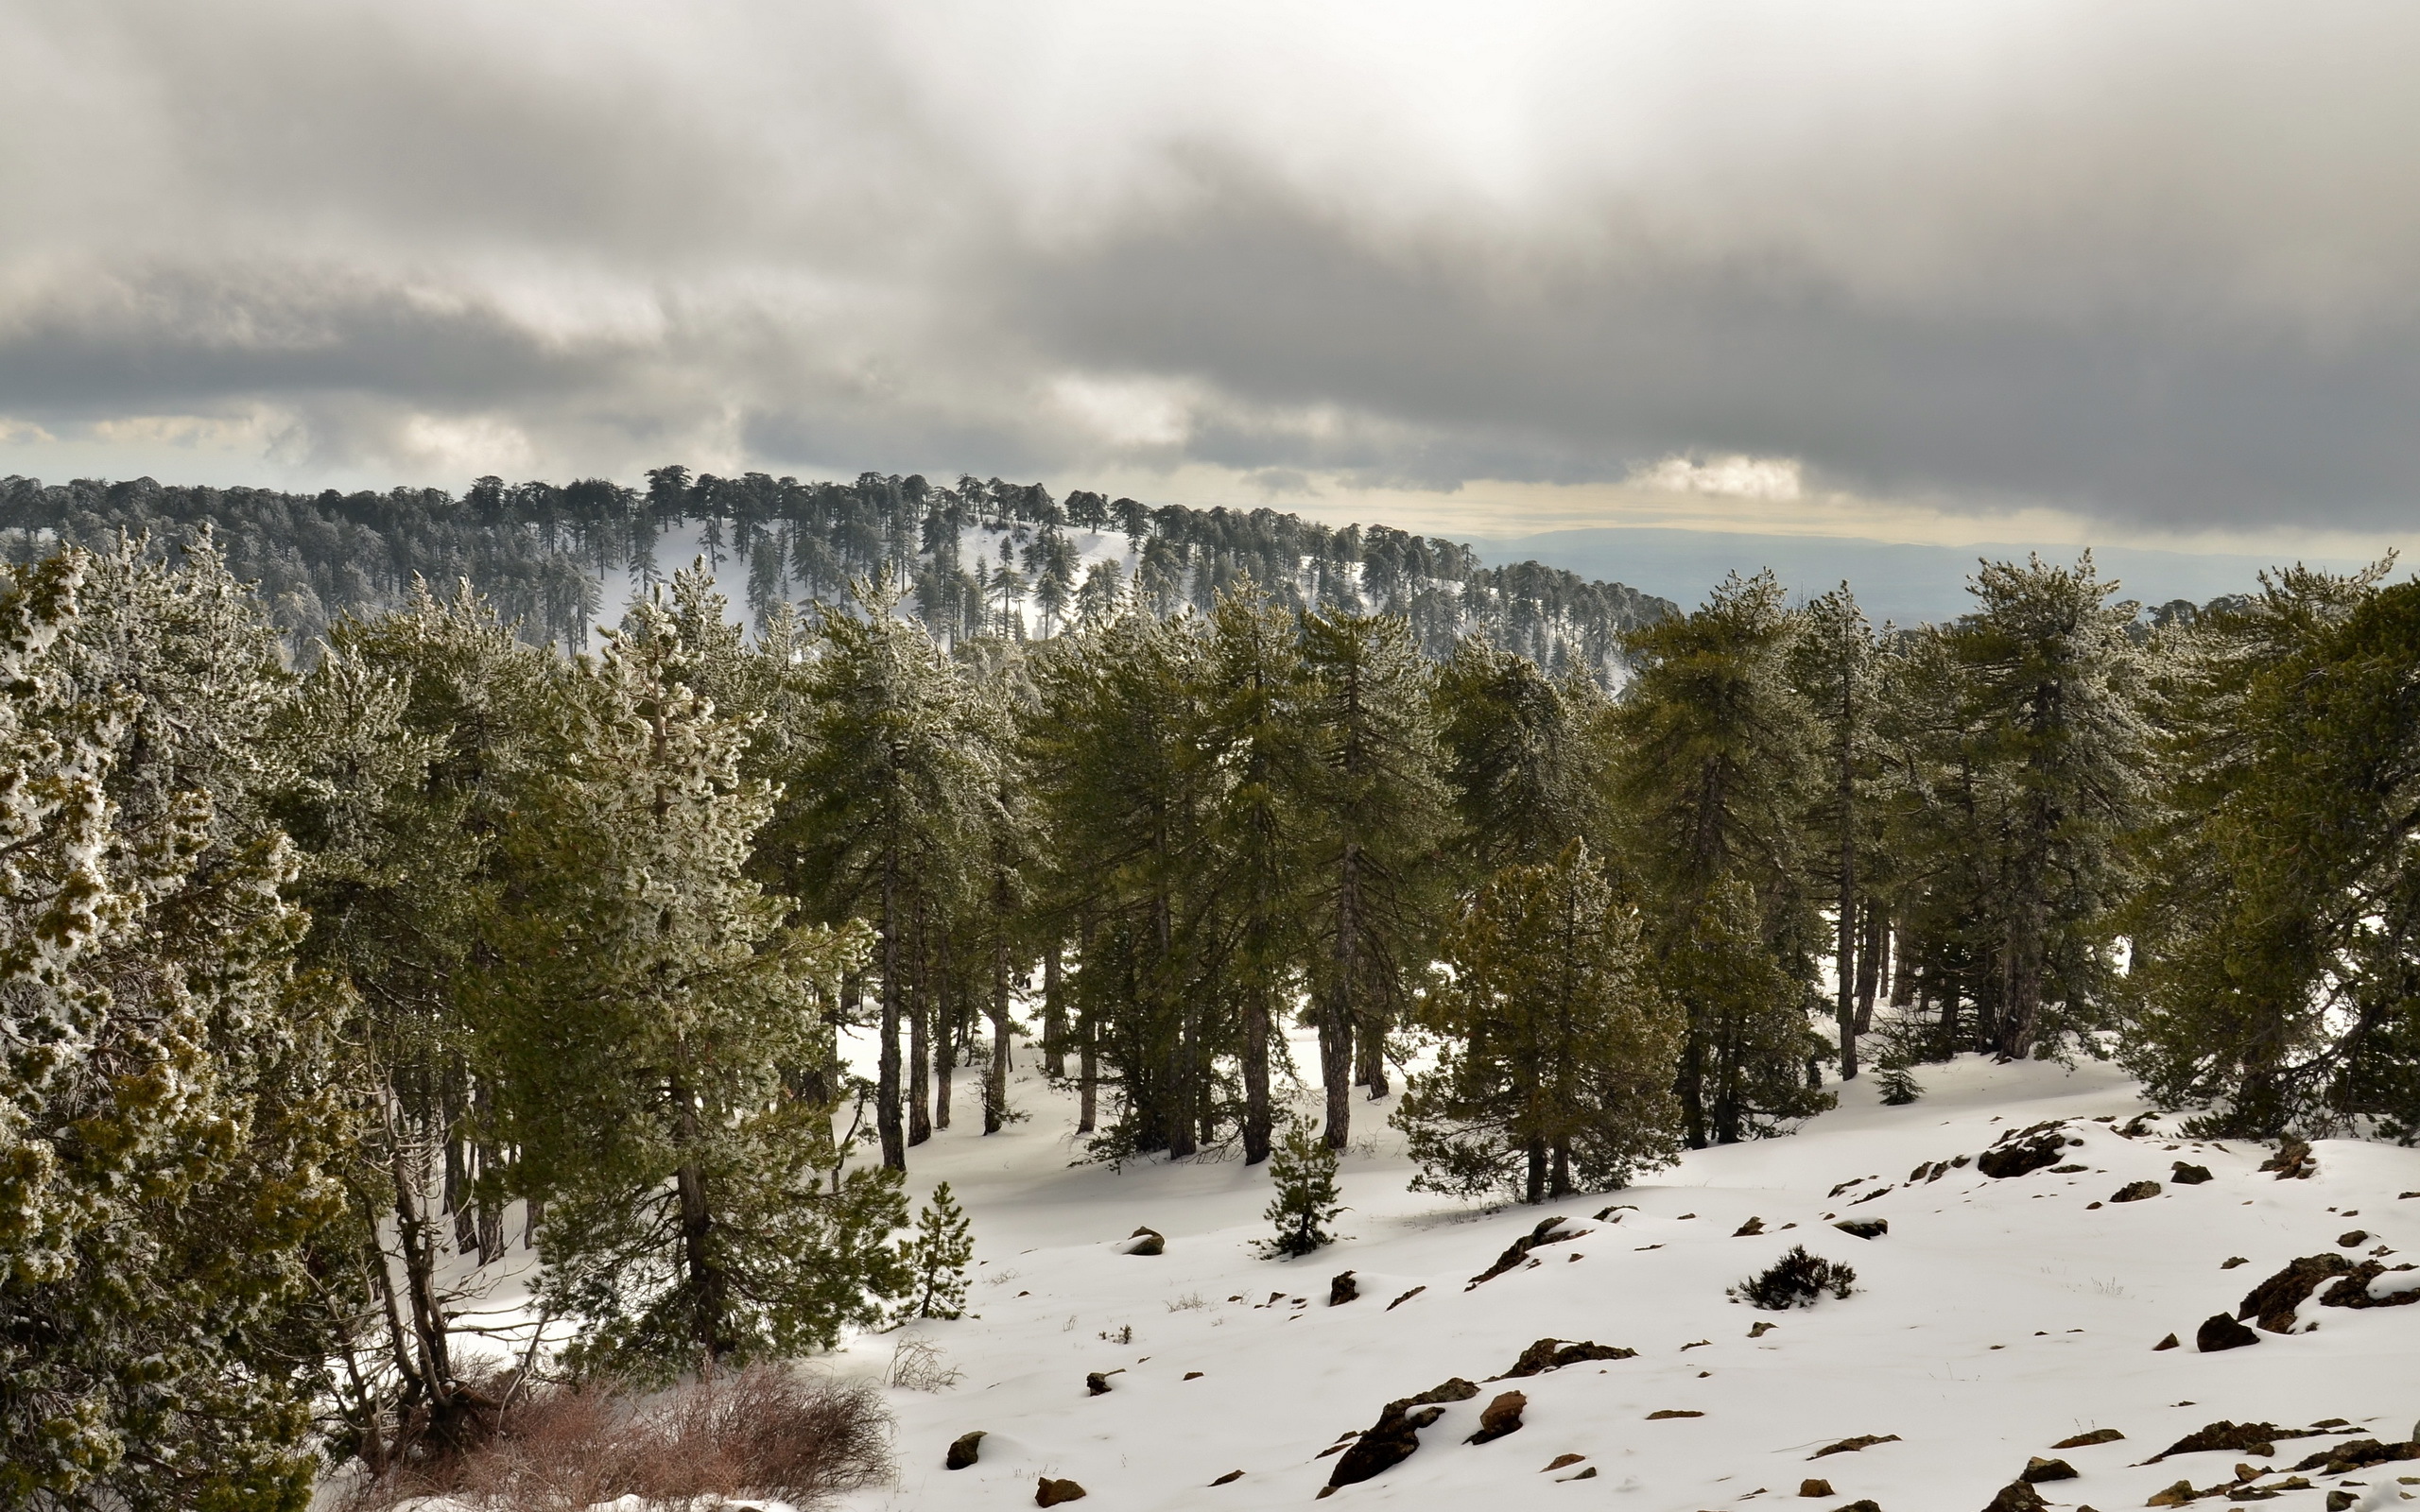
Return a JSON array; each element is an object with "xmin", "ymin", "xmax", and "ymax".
[
  {"xmin": 2122, "ymin": 564, "xmax": 2420, "ymax": 1135},
  {"xmin": 1615, "ymin": 573, "xmax": 1832, "ymax": 1145},
  {"xmin": 1789, "ymin": 586, "xmax": 1880, "ymax": 1079},
  {"xmin": 1256, "ymin": 1120, "xmax": 1345, "ymax": 1259},
  {"xmin": 1027, "ymin": 611, "xmax": 1222, "ymax": 1160},
  {"xmin": 1433, "ymin": 635, "xmax": 1613, "ymax": 882},
  {"xmin": 903, "ymin": 1181, "xmax": 977, "ymax": 1320},
  {"xmin": 1199, "ymin": 586, "xmax": 1316, "ymax": 1163},
  {"xmin": 785, "ymin": 576, "xmax": 990, "ymax": 1169},
  {"xmin": 1298, "ymin": 609, "xmax": 1449, "ymax": 1146},
  {"xmin": 267, "ymin": 578, "xmax": 562, "ymax": 1466},
  {"xmin": 1396, "ymin": 844, "xmax": 1685, "ymax": 1202},
  {"xmin": 0, "ymin": 545, "xmax": 351, "ymax": 1512},
  {"xmin": 473, "ymin": 610, "xmax": 907, "ymax": 1378},
  {"xmin": 1943, "ymin": 555, "xmax": 2149, "ymax": 1058}
]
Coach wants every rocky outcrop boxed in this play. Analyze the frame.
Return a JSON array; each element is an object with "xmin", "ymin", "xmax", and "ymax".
[
  {"xmin": 1467, "ymin": 1216, "xmax": 1589, "ymax": 1288},
  {"xmin": 1495, "ymin": 1338, "xmax": 1636, "ymax": 1378}
]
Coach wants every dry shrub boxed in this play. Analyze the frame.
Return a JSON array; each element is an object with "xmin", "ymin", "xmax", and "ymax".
[
  {"xmin": 885, "ymin": 1336, "xmax": 961, "ymax": 1393},
  {"xmin": 358, "ymin": 1365, "xmax": 892, "ymax": 1511}
]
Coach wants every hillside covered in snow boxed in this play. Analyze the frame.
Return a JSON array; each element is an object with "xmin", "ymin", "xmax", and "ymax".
[{"xmin": 839, "ymin": 1045, "xmax": 2420, "ymax": 1512}]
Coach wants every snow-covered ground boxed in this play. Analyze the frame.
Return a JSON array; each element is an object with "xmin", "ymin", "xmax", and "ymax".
[{"xmin": 840, "ymin": 1036, "xmax": 2420, "ymax": 1511}]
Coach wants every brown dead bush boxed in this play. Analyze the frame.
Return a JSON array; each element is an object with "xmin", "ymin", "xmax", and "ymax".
[{"xmin": 356, "ymin": 1364, "xmax": 892, "ymax": 1510}]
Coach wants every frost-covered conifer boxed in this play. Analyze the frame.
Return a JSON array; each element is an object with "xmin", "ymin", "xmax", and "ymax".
[{"xmin": 0, "ymin": 545, "xmax": 350, "ymax": 1511}]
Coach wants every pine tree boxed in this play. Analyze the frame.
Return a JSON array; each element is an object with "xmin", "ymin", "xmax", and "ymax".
[
  {"xmin": 1396, "ymin": 844, "xmax": 1685, "ymax": 1202},
  {"xmin": 1200, "ymin": 586, "xmax": 1316, "ymax": 1163},
  {"xmin": 268, "ymin": 578, "xmax": 561, "ymax": 1466},
  {"xmin": 1942, "ymin": 554, "xmax": 2150, "ymax": 1057},
  {"xmin": 1257, "ymin": 1120, "xmax": 1345, "ymax": 1259},
  {"xmin": 1432, "ymin": 636, "xmax": 1612, "ymax": 881},
  {"xmin": 2121, "ymin": 564, "xmax": 2420, "ymax": 1136},
  {"xmin": 904, "ymin": 1181, "xmax": 977, "ymax": 1319},
  {"xmin": 474, "ymin": 611, "xmax": 908, "ymax": 1378},
  {"xmin": 1615, "ymin": 572, "xmax": 1832, "ymax": 1145},
  {"xmin": 1027, "ymin": 610, "xmax": 1222, "ymax": 1160},
  {"xmin": 1789, "ymin": 586, "xmax": 1879, "ymax": 1079},
  {"xmin": 1299, "ymin": 609, "xmax": 1449, "ymax": 1146},
  {"xmin": 783, "ymin": 576, "xmax": 990, "ymax": 1169},
  {"xmin": 0, "ymin": 544, "xmax": 351, "ymax": 1511}
]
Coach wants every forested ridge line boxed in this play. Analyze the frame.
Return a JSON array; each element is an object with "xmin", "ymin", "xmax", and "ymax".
[{"xmin": 0, "ymin": 466, "xmax": 1675, "ymax": 678}]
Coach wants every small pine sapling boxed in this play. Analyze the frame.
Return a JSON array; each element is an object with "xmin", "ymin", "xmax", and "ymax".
[
  {"xmin": 1875, "ymin": 1058, "xmax": 1924, "ymax": 1107},
  {"xmin": 1730, "ymin": 1245, "xmax": 1858, "ymax": 1310},
  {"xmin": 904, "ymin": 1182, "xmax": 976, "ymax": 1319},
  {"xmin": 1257, "ymin": 1120, "xmax": 1346, "ymax": 1259}
]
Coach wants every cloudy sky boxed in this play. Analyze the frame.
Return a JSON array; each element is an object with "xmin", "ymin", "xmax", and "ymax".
[{"xmin": 6, "ymin": 1, "xmax": 2419, "ymax": 558}]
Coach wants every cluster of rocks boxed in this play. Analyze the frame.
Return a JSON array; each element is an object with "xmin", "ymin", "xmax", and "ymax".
[
  {"xmin": 2186, "ymin": 1249, "xmax": 2420, "ymax": 1350},
  {"xmin": 1318, "ymin": 1336, "xmax": 1635, "ymax": 1494},
  {"xmin": 1465, "ymin": 1214, "xmax": 1590, "ymax": 1288}
]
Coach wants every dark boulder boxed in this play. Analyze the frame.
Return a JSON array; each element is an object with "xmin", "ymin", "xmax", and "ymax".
[
  {"xmin": 2195, "ymin": 1314, "xmax": 2261, "ymax": 1351},
  {"xmin": 1036, "ymin": 1476, "xmax": 1089, "ymax": 1506},
  {"xmin": 1466, "ymin": 1390, "xmax": 1527, "ymax": 1444},
  {"xmin": 1978, "ymin": 1125, "xmax": 2068, "ymax": 1178},
  {"xmin": 1981, "ymin": 1480, "xmax": 2049, "ymax": 1512},
  {"xmin": 1329, "ymin": 1270, "xmax": 1358, "ymax": 1306},
  {"xmin": 2170, "ymin": 1161, "xmax": 2213, "ymax": 1184},
  {"xmin": 2109, "ymin": 1180, "xmax": 2163, "ymax": 1203},
  {"xmin": 946, "ymin": 1431, "xmax": 986, "ymax": 1469}
]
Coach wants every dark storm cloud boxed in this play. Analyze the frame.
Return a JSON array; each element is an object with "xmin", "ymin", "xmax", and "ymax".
[
  {"xmin": 7, "ymin": 0, "xmax": 2420, "ymax": 532},
  {"xmin": 999, "ymin": 159, "xmax": 2420, "ymax": 524}
]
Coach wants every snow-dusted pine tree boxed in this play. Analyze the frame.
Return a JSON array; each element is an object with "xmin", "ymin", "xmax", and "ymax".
[
  {"xmin": 0, "ymin": 544, "xmax": 351, "ymax": 1511},
  {"xmin": 1257, "ymin": 1119, "xmax": 1346, "ymax": 1259},
  {"xmin": 475, "ymin": 606, "xmax": 907, "ymax": 1379}
]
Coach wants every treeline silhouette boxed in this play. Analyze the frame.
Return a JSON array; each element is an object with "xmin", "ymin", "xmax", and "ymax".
[{"xmin": 0, "ymin": 468, "xmax": 1675, "ymax": 675}]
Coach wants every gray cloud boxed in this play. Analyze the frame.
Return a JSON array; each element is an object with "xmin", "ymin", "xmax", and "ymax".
[{"xmin": 6, "ymin": 1, "xmax": 2420, "ymax": 535}]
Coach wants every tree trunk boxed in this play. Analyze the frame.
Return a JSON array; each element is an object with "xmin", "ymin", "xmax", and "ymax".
[
  {"xmin": 671, "ymin": 1093, "xmax": 725, "ymax": 1361},
  {"xmin": 444, "ymin": 1125, "xmax": 475, "ymax": 1257},
  {"xmin": 909, "ymin": 898, "xmax": 932, "ymax": 1146},
  {"xmin": 1525, "ymin": 1138, "xmax": 1547, "ymax": 1204},
  {"xmin": 1855, "ymin": 901, "xmax": 1884, "ymax": 1034},
  {"xmin": 1677, "ymin": 1012, "xmax": 1706, "ymax": 1149},
  {"xmin": 1322, "ymin": 843, "xmax": 1358, "ymax": 1150},
  {"xmin": 1357, "ymin": 1003, "xmax": 1389, "ymax": 1098},
  {"xmin": 1548, "ymin": 1142, "xmax": 1573, "ymax": 1200},
  {"xmin": 1078, "ymin": 1001, "xmax": 1098, "ymax": 1135},
  {"xmin": 1242, "ymin": 982, "xmax": 1271, "ymax": 1165},
  {"xmin": 1997, "ymin": 899, "xmax": 2048, "ymax": 1059},
  {"xmin": 985, "ymin": 919, "xmax": 1011, "ymax": 1135},
  {"xmin": 1835, "ymin": 729, "xmax": 1858, "ymax": 1080},
  {"xmin": 1043, "ymin": 945, "xmax": 1065, "ymax": 1080},
  {"xmin": 878, "ymin": 861, "xmax": 905, "ymax": 1169},
  {"xmin": 932, "ymin": 922, "xmax": 953, "ymax": 1132}
]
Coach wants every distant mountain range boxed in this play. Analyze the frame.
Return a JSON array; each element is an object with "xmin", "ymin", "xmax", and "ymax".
[{"xmin": 1471, "ymin": 525, "xmax": 2385, "ymax": 627}]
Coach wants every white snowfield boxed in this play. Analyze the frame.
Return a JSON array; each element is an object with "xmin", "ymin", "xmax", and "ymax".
[{"xmin": 842, "ymin": 1044, "xmax": 2420, "ymax": 1512}]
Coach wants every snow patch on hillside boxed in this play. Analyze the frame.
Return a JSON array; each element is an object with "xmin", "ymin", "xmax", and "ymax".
[{"xmin": 841, "ymin": 1042, "xmax": 2420, "ymax": 1510}]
